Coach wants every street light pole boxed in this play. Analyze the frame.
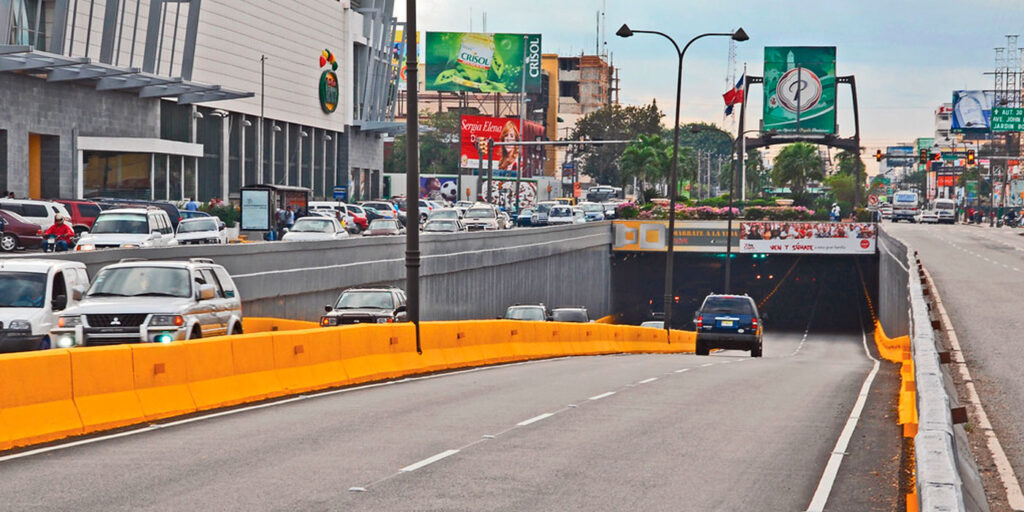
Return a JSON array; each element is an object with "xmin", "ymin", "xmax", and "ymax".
[
  {"xmin": 405, "ymin": 0, "xmax": 421, "ymax": 354},
  {"xmin": 617, "ymin": 24, "xmax": 748, "ymax": 337}
]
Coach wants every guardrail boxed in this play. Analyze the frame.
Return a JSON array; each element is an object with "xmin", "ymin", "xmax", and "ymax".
[{"xmin": 0, "ymin": 318, "xmax": 694, "ymax": 451}]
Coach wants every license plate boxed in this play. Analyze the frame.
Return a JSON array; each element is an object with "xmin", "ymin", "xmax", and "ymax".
[{"xmin": 720, "ymin": 320, "xmax": 734, "ymax": 327}]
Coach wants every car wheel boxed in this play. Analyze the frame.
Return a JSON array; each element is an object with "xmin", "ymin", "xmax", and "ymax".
[
  {"xmin": 695, "ymin": 339, "xmax": 709, "ymax": 356},
  {"xmin": 230, "ymin": 322, "xmax": 243, "ymax": 335},
  {"xmin": 751, "ymin": 341, "xmax": 762, "ymax": 358},
  {"xmin": 0, "ymin": 233, "xmax": 17, "ymax": 252},
  {"xmin": 189, "ymin": 326, "xmax": 202, "ymax": 340}
]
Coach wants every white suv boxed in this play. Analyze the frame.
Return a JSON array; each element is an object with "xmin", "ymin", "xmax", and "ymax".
[
  {"xmin": 0, "ymin": 199, "xmax": 72, "ymax": 230},
  {"xmin": 50, "ymin": 258, "xmax": 243, "ymax": 347},
  {"xmin": 0, "ymin": 259, "xmax": 89, "ymax": 352},
  {"xmin": 75, "ymin": 207, "xmax": 178, "ymax": 251}
]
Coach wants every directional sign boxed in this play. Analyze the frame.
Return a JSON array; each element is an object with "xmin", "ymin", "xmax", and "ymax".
[{"xmin": 992, "ymin": 107, "xmax": 1024, "ymax": 132}]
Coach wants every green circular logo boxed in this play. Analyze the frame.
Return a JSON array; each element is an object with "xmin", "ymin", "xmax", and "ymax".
[{"xmin": 319, "ymin": 70, "xmax": 339, "ymax": 113}]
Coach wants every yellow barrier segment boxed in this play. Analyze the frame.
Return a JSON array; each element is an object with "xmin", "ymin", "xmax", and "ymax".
[
  {"xmin": 229, "ymin": 332, "xmax": 287, "ymax": 400},
  {"xmin": 131, "ymin": 343, "xmax": 198, "ymax": 421},
  {"xmin": 339, "ymin": 324, "xmax": 405, "ymax": 383},
  {"xmin": 0, "ymin": 350, "xmax": 82, "ymax": 448},
  {"xmin": 417, "ymin": 322, "xmax": 458, "ymax": 372},
  {"xmin": 242, "ymin": 317, "xmax": 319, "ymax": 334},
  {"xmin": 271, "ymin": 329, "xmax": 348, "ymax": 394},
  {"xmin": 874, "ymin": 321, "xmax": 911, "ymax": 363},
  {"xmin": 70, "ymin": 346, "xmax": 146, "ymax": 433},
  {"xmin": 184, "ymin": 337, "xmax": 253, "ymax": 410},
  {"xmin": 875, "ymin": 322, "xmax": 918, "ymax": 438}
]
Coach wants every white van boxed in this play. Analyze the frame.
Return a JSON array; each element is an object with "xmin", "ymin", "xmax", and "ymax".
[
  {"xmin": 0, "ymin": 259, "xmax": 89, "ymax": 352},
  {"xmin": 0, "ymin": 199, "xmax": 72, "ymax": 230},
  {"xmin": 892, "ymin": 191, "xmax": 920, "ymax": 223},
  {"xmin": 933, "ymin": 198, "xmax": 956, "ymax": 224}
]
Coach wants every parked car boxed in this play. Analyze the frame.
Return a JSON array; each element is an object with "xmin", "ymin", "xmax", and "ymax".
[
  {"xmin": 551, "ymin": 306, "xmax": 590, "ymax": 323},
  {"xmin": 175, "ymin": 217, "xmax": 226, "ymax": 245},
  {"xmin": 694, "ymin": 294, "xmax": 763, "ymax": 357},
  {"xmin": 320, "ymin": 285, "xmax": 408, "ymax": 326},
  {"xmin": 281, "ymin": 216, "xmax": 349, "ymax": 241},
  {"xmin": 915, "ymin": 210, "xmax": 940, "ymax": 224},
  {"xmin": 503, "ymin": 303, "xmax": 548, "ymax": 321},
  {"xmin": 53, "ymin": 199, "xmax": 102, "ymax": 234},
  {"xmin": 179, "ymin": 210, "xmax": 212, "ymax": 220},
  {"xmin": 0, "ymin": 259, "xmax": 89, "ymax": 352},
  {"xmin": 463, "ymin": 205, "xmax": 500, "ymax": 231},
  {"xmin": 530, "ymin": 201, "xmax": 558, "ymax": 226},
  {"xmin": 423, "ymin": 219, "xmax": 465, "ymax": 233},
  {"xmin": 428, "ymin": 208, "xmax": 462, "ymax": 221},
  {"xmin": 50, "ymin": 258, "xmax": 243, "ymax": 346},
  {"xmin": 497, "ymin": 211, "xmax": 513, "ymax": 229},
  {"xmin": 0, "ymin": 209, "xmax": 44, "ymax": 251},
  {"xmin": 580, "ymin": 202, "xmax": 607, "ymax": 222},
  {"xmin": 516, "ymin": 207, "xmax": 535, "ymax": 227},
  {"xmin": 547, "ymin": 205, "xmax": 586, "ymax": 225},
  {"xmin": 345, "ymin": 204, "xmax": 370, "ymax": 230},
  {"xmin": 602, "ymin": 202, "xmax": 620, "ymax": 219},
  {"xmin": 309, "ymin": 201, "xmax": 360, "ymax": 232},
  {"xmin": 362, "ymin": 218, "xmax": 404, "ymax": 236},
  {"xmin": 879, "ymin": 203, "xmax": 893, "ymax": 220},
  {"xmin": 0, "ymin": 198, "xmax": 72, "ymax": 230},
  {"xmin": 75, "ymin": 207, "xmax": 178, "ymax": 251},
  {"xmin": 91, "ymin": 198, "xmax": 182, "ymax": 229},
  {"xmin": 361, "ymin": 201, "xmax": 401, "ymax": 219},
  {"xmin": 640, "ymin": 320, "xmax": 664, "ymax": 329}
]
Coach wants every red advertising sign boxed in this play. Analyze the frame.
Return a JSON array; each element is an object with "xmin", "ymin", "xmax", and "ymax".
[
  {"xmin": 459, "ymin": 115, "xmax": 545, "ymax": 177},
  {"xmin": 936, "ymin": 175, "xmax": 956, "ymax": 187}
]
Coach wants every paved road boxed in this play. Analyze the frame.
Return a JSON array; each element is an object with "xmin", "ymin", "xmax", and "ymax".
[
  {"xmin": 0, "ymin": 318, "xmax": 897, "ymax": 512},
  {"xmin": 886, "ymin": 222, "xmax": 1024, "ymax": 479}
]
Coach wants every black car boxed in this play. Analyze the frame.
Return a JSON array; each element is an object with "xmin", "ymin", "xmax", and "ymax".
[
  {"xmin": 321, "ymin": 285, "xmax": 408, "ymax": 326},
  {"xmin": 551, "ymin": 306, "xmax": 589, "ymax": 323},
  {"xmin": 694, "ymin": 294, "xmax": 762, "ymax": 357}
]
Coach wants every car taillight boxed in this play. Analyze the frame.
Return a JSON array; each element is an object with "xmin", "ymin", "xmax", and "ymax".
[
  {"xmin": 36, "ymin": 229, "xmax": 42, "ymax": 235},
  {"xmin": 751, "ymin": 318, "xmax": 759, "ymax": 330},
  {"xmin": 696, "ymin": 315, "xmax": 703, "ymax": 328}
]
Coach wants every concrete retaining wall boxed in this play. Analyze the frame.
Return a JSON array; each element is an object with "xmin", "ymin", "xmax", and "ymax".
[
  {"xmin": 17, "ymin": 224, "xmax": 613, "ymax": 322},
  {"xmin": 878, "ymin": 228, "xmax": 911, "ymax": 338}
]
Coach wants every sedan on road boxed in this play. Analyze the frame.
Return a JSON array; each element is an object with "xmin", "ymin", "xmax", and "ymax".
[
  {"xmin": 423, "ymin": 219, "xmax": 465, "ymax": 233},
  {"xmin": 0, "ymin": 209, "xmax": 43, "ymax": 251},
  {"xmin": 175, "ymin": 217, "xmax": 226, "ymax": 245},
  {"xmin": 282, "ymin": 217, "xmax": 349, "ymax": 241},
  {"xmin": 915, "ymin": 210, "xmax": 939, "ymax": 224},
  {"xmin": 694, "ymin": 294, "xmax": 762, "ymax": 357},
  {"xmin": 362, "ymin": 218, "xmax": 404, "ymax": 237}
]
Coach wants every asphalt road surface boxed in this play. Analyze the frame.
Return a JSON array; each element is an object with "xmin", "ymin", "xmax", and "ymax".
[
  {"xmin": 0, "ymin": 325, "xmax": 897, "ymax": 511},
  {"xmin": 887, "ymin": 221, "xmax": 1024, "ymax": 484}
]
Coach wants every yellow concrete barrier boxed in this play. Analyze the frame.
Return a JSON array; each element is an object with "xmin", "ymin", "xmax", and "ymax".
[
  {"xmin": 184, "ymin": 338, "xmax": 251, "ymax": 410},
  {"xmin": 0, "ymin": 350, "xmax": 82, "ymax": 448},
  {"xmin": 875, "ymin": 322, "xmax": 917, "ymax": 438},
  {"xmin": 131, "ymin": 343, "xmax": 197, "ymax": 421},
  {"xmin": 70, "ymin": 346, "xmax": 146, "ymax": 433},
  {"xmin": 229, "ymin": 332, "xmax": 287, "ymax": 400}
]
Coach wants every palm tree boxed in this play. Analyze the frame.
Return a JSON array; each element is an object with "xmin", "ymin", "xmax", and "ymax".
[
  {"xmin": 619, "ymin": 134, "xmax": 671, "ymax": 200},
  {"xmin": 772, "ymin": 143, "xmax": 824, "ymax": 200}
]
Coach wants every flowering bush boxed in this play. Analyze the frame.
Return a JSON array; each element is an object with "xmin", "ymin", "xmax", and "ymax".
[{"xmin": 621, "ymin": 202, "xmax": 814, "ymax": 221}]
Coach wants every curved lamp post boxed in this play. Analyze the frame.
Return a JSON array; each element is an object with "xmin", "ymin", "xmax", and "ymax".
[{"xmin": 616, "ymin": 24, "xmax": 748, "ymax": 337}]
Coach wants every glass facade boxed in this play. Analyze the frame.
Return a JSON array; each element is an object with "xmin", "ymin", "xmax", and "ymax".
[{"xmin": 83, "ymin": 152, "xmax": 151, "ymax": 199}]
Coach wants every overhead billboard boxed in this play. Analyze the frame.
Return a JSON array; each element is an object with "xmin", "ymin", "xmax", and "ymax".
[
  {"xmin": 612, "ymin": 221, "xmax": 739, "ymax": 252},
  {"xmin": 426, "ymin": 32, "xmax": 542, "ymax": 93},
  {"xmin": 739, "ymin": 221, "xmax": 876, "ymax": 254},
  {"xmin": 393, "ymin": 30, "xmax": 420, "ymax": 91},
  {"xmin": 951, "ymin": 90, "xmax": 995, "ymax": 132},
  {"xmin": 459, "ymin": 115, "xmax": 545, "ymax": 175},
  {"xmin": 763, "ymin": 47, "xmax": 837, "ymax": 134}
]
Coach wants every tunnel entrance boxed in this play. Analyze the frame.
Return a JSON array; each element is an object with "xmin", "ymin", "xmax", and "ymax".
[{"xmin": 611, "ymin": 252, "xmax": 878, "ymax": 333}]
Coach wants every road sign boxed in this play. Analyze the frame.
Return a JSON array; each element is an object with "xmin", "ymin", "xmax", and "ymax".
[
  {"xmin": 992, "ymin": 107, "xmax": 1024, "ymax": 132},
  {"xmin": 868, "ymin": 194, "xmax": 879, "ymax": 206}
]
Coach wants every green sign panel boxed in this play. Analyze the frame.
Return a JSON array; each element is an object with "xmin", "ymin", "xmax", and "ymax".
[
  {"xmin": 763, "ymin": 47, "xmax": 837, "ymax": 134},
  {"xmin": 991, "ymin": 107, "xmax": 1024, "ymax": 132},
  {"xmin": 426, "ymin": 32, "xmax": 541, "ymax": 93}
]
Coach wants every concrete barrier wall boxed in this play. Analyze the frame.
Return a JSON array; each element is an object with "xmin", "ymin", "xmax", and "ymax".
[
  {"xmin": 878, "ymin": 228, "xmax": 911, "ymax": 338},
  {"xmin": 15, "ymin": 224, "xmax": 612, "ymax": 322},
  {"xmin": 0, "ymin": 318, "xmax": 695, "ymax": 450}
]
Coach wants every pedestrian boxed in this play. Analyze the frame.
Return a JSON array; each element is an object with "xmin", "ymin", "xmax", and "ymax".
[
  {"xmin": 285, "ymin": 205, "xmax": 295, "ymax": 230},
  {"xmin": 830, "ymin": 203, "xmax": 841, "ymax": 222},
  {"xmin": 275, "ymin": 206, "xmax": 288, "ymax": 239},
  {"xmin": 6, "ymin": 191, "xmax": 13, "ymax": 199},
  {"xmin": 185, "ymin": 197, "xmax": 199, "ymax": 211}
]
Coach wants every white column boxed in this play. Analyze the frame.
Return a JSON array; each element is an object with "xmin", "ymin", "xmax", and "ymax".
[
  {"xmin": 76, "ymin": 150, "xmax": 84, "ymax": 198},
  {"xmin": 149, "ymin": 154, "xmax": 155, "ymax": 200},
  {"xmin": 220, "ymin": 117, "xmax": 230, "ymax": 199},
  {"xmin": 283, "ymin": 124, "xmax": 290, "ymax": 186}
]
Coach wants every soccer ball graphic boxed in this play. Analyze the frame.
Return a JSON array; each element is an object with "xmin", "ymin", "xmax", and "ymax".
[{"xmin": 440, "ymin": 180, "xmax": 458, "ymax": 201}]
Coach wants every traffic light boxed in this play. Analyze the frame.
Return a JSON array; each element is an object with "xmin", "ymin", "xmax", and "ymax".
[
  {"xmin": 919, "ymin": 149, "xmax": 928, "ymax": 164},
  {"xmin": 967, "ymin": 149, "xmax": 976, "ymax": 165},
  {"xmin": 932, "ymin": 152, "xmax": 941, "ymax": 162},
  {"xmin": 875, "ymin": 149, "xmax": 883, "ymax": 162}
]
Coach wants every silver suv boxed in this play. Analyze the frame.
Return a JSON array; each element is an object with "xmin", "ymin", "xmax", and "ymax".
[{"xmin": 50, "ymin": 258, "xmax": 243, "ymax": 347}]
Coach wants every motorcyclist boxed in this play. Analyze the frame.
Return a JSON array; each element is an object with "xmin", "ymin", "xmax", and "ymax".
[{"xmin": 43, "ymin": 214, "xmax": 75, "ymax": 252}]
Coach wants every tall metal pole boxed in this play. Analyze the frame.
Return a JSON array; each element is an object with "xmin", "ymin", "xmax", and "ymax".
[
  {"xmin": 515, "ymin": 34, "xmax": 527, "ymax": 214},
  {"xmin": 404, "ymin": 0, "xmax": 421, "ymax": 354},
  {"xmin": 259, "ymin": 55, "xmax": 266, "ymax": 183},
  {"xmin": 487, "ymin": 138, "xmax": 494, "ymax": 203}
]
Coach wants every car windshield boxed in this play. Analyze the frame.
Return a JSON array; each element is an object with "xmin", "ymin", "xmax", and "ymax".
[
  {"xmin": 425, "ymin": 221, "xmax": 457, "ymax": 231},
  {"xmin": 552, "ymin": 309, "xmax": 588, "ymax": 322},
  {"xmin": 701, "ymin": 297, "xmax": 755, "ymax": 315},
  {"xmin": 292, "ymin": 219, "xmax": 335, "ymax": 233},
  {"xmin": 369, "ymin": 219, "xmax": 398, "ymax": 230},
  {"xmin": 895, "ymin": 193, "xmax": 916, "ymax": 203},
  {"xmin": 88, "ymin": 267, "xmax": 191, "ymax": 298},
  {"xmin": 0, "ymin": 272, "xmax": 47, "ymax": 308},
  {"xmin": 519, "ymin": 208, "xmax": 534, "ymax": 216},
  {"xmin": 641, "ymin": 321, "xmax": 664, "ymax": 328},
  {"xmin": 177, "ymin": 219, "xmax": 218, "ymax": 233},
  {"xmin": 335, "ymin": 290, "xmax": 394, "ymax": 309},
  {"xmin": 505, "ymin": 307, "xmax": 545, "ymax": 321},
  {"xmin": 431, "ymin": 210, "xmax": 459, "ymax": 220},
  {"xmin": 466, "ymin": 208, "xmax": 495, "ymax": 219},
  {"xmin": 348, "ymin": 206, "xmax": 364, "ymax": 214},
  {"xmin": 550, "ymin": 207, "xmax": 571, "ymax": 217},
  {"xmin": 582, "ymin": 204, "xmax": 604, "ymax": 212},
  {"xmin": 603, "ymin": 202, "xmax": 619, "ymax": 210},
  {"xmin": 91, "ymin": 213, "xmax": 148, "ymax": 234},
  {"xmin": 536, "ymin": 203, "xmax": 555, "ymax": 214},
  {"xmin": 934, "ymin": 202, "xmax": 954, "ymax": 210}
]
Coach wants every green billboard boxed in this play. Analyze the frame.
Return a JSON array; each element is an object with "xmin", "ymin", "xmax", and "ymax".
[
  {"xmin": 425, "ymin": 32, "xmax": 541, "ymax": 93},
  {"xmin": 763, "ymin": 47, "xmax": 837, "ymax": 134}
]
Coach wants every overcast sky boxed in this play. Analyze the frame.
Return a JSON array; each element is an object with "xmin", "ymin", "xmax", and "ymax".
[{"xmin": 396, "ymin": 0, "xmax": 1024, "ymax": 155}]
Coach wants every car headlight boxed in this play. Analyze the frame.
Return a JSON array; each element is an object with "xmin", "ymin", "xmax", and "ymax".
[
  {"xmin": 376, "ymin": 317, "xmax": 388, "ymax": 324},
  {"xmin": 7, "ymin": 319, "xmax": 31, "ymax": 331},
  {"xmin": 321, "ymin": 316, "xmax": 338, "ymax": 327},
  {"xmin": 122, "ymin": 243, "xmax": 140, "ymax": 248},
  {"xmin": 56, "ymin": 335, "xmax": 76, "ymax": 348},
  {"xmin": 149, "ymin": 314, "xmax": 184, "ymax": 327},
  {"xmin": 76, "ymin": 244, "xmax": 95, "ymax": 252},
  {"xmin": 57, "ymin": 315, "xmax": 83, "ymax": 328}
]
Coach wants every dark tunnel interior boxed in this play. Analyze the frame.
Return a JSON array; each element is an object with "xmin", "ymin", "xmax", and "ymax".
[{"xmin": 611, "ymin": 252, "xmax": 879, "ymax": 334}]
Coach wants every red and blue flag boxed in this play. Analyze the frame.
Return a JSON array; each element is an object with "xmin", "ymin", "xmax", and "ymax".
[{"xmin": 723, "ymin": 75, "xmax": 745, "ymax": 115}]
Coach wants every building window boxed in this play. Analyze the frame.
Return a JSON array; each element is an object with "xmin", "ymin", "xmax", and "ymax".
[
  {"xmin": 83, "ymin": 152, "xmax": 151, "ymax": 199},
  {"xmin": 9, "ymin": 0, "xmax": 47, "ymax": 50},
  {"xmin": 559, "ymin": 82, "xmax": 579, "ymax": 101}
]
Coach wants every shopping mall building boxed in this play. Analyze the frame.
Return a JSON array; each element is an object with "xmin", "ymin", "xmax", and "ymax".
[{"xmin": 0, "ymin": 0, "xmax": 399, "ymax": 202}]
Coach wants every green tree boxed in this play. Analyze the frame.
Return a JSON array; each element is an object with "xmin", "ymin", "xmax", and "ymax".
[
  {"xmin": 569, "ymin": 103, "xmax": 663, "ymax": 185},
  {"xmin": 772, "ymin": 142, "xmax": 824, "ymax": 204},
  {"xmin": 385, "ymin": 111, "xmax": 460, "ymax": 175},
  {"xmin": 835, "ymin": 150, "xmax": 865, "ymax": 177},
  {"xmin": 619, "ymin": 134, "xmax": 671, "ymax": 202},
  {"xmin": 744, "ymin": 149, "xmax": 768, "ymax": 198}
]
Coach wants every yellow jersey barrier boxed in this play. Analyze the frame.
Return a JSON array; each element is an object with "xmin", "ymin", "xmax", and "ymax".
[{"xmin": 0, "ymin": 318, "xmax": 694, "ymax": 450}]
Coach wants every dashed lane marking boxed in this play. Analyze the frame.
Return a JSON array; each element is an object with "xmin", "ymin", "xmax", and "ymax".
[
  {"xmin": 588, "ymin": 391, "xmax": 616, "ymax": 401},
  {"xmin": 516, "ymin": 413, "xmax": 554, "ymax": 427},
  {"xmin": 400, "ymin": 449, "xmax": 460, "ymax": 472}
]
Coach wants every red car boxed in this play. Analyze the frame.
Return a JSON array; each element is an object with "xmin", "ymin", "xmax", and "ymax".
[
  {"xmin": 52, "ymin": 199, "xmax": 102, "ymax": 234},
  {"xmin": 0, "ymin": 209, "xmax": 43, "ymax": 252}
]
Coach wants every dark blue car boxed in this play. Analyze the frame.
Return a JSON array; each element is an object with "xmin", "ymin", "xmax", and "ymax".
[{"xmin": 694, "ymin": 294, "xmax": 762, "ymax": 357}]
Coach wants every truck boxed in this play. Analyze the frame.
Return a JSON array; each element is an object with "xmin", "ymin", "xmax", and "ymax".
[{"xmin": 892, "ymin": 190, "xmax": 919, "ymax": 223}]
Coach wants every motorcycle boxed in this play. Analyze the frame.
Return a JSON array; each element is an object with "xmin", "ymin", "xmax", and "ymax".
[{"xmin": 42, "ymin": 235, "xmax": 76, "ymax": 253}]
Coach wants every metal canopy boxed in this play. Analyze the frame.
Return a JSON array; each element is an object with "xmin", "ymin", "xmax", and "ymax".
[{"xmin": 0, "ymin": 44, "xmax": 251, "ymax": 104}]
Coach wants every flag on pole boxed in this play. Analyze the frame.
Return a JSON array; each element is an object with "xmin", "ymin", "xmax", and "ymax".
[{"xmin": 723, "ymin": 75, "xmax": 745, "ymax": 115}]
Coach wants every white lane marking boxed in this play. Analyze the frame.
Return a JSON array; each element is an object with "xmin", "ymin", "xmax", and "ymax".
[
  {"xmin": 925, "ymin": 267, "xmax": 1024, "ymax": 509},
  {"xmin": 400, "ymin": 449, "xmax": 460, "ymax": 472},
  {"xmin": 637, "ymin": 377, "xmax": 658, "ymax": 384},
  {"xmin": 517, "ymin": 413, "xmax": 554, "ymax": 426},
  {"xmin": 348, "ymin": 487, "xmax": 367, "ymax": 492},
  {"xmin": 589, "ymin": 391, "xmax": 615, "ymax": 401},
  {"xmin": 806, "ymin": 326, "xmax": 880, "ymax": 512},
  {"xmin": 0, "ymin": 356, "xmax": 571, "ymax": 463},
  {"xmin": 674, "ymin": 368, "xmax": 689, "ymax": 373},
  {"xmin": 700, "ymin": 363, "xmax": 714, "ymax": 367}
]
